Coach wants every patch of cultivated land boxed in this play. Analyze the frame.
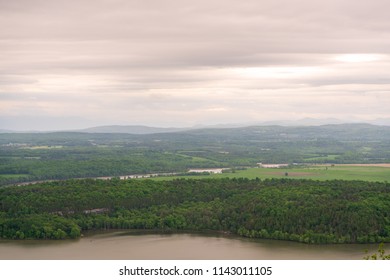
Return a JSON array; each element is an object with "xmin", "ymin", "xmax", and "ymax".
[
  {"xmin": 150, "ymin": 164, "xmax": 390, "ymax": 182},
  {"xmin": 335, "ymin": 163, "xmax": 390, "ymax": 168},
  {"xmin": 265, "ymin": 171, "xmax": 319, "ymax": 177}
]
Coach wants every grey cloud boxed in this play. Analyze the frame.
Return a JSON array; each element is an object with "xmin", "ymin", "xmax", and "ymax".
[
  {"xmin": 1, "ymin": 0, "xmax": 390, "ymax": 129},
  {"xmin": 307, "ymin": 77, "xmax": 390, "ymax": 87},
  {"xmin": 2, "ymin": 0, "xmax": 390, "ymax": 79},
  {"xmin": 0, "ymin": 75, "xmax": 37, "ymax": 85}
]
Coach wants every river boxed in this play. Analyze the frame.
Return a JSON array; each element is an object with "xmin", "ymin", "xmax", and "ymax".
[{"xmin": 1, "ymin": 231, "xmax": 387, "ymax": 260}]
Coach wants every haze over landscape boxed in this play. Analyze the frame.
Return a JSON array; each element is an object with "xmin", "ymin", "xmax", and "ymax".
[
  {"xmin": 1, "ymin": 0, "xmax": 390, "ymax": 131},
  {"xmin": 3, "ymin": 1, "xmax": 390, "ymax": 271}
]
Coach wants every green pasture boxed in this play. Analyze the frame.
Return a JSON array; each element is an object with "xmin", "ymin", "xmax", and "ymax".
[
  {"xmin": 151, "ymin": 165, "xmax": 390, "ymax": 182},
  {"xmin": 0, "ymin": 174, "xmax": 29, "ymax": 179}
]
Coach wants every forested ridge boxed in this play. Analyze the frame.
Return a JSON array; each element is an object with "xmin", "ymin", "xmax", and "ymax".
[{"xmin": 1, "ymin": 178, "xmax": 389, "ymax": 244}]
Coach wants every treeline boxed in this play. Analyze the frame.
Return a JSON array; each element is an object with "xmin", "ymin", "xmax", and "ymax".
[{"xmin": 1, "ymin": 178, "xmax": 390, "ymax": 244}]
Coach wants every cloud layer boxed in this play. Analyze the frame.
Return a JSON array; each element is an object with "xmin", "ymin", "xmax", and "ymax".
[{"xmin": 1, "ymin": 0, "xmax": 390, "ymax": 130}]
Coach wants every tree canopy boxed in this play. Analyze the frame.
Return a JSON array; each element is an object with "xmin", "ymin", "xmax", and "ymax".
[{"xmin": 1, "ymin": 177, "xmax": 389, "ymax": 244}]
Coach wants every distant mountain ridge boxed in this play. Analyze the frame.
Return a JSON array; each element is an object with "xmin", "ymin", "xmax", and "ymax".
[
  {"xmin": 77, "ymin": 119, "xmax": 390, "ymax": 134},
  {"xmin": 78, "ymin": 125, "xmax": 190, "ymax": 134},
  {"xmin": 1, "ymin": 118, "xmax": 389, "ymax": 133},
  {"xmin": 180, "ymin": 123, "xmax": 390, "ymax": 142},
  {"xmin": 64, "ymin": 123, "xmax": 390, "ymax": 142}
]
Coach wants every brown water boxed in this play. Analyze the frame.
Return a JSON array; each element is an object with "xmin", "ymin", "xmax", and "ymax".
[{"xmin": 0, "ymin": 231, "xmax": 387, "ymax": 260}]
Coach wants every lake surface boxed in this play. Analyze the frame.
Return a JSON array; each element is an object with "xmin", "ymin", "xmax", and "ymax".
[{"xmin": 0, "ymin": 231, "xmax": 387, "ymax": 260}]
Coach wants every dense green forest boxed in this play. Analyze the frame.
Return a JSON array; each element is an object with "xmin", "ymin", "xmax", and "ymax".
[
  {"xmin": 1, "ymin": 124, "xmax": 390, "ymax": 186},
  {"xmin": 1, "ymin": 178, "xmax": 389, "ymax": 244}
]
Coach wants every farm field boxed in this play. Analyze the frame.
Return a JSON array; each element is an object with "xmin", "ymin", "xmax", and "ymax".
[{"xmin": 151, "ymin": 165, "xmax": 390, "ymax": 182}]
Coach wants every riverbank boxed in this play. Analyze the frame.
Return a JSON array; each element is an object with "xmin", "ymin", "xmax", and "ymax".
[{"xmin": 4, "ymin": 163, "xmax": 390, "ymax": 188}]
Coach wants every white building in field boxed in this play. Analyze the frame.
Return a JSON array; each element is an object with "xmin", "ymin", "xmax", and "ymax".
[
  {"xmin": 187, "ymin": 168, "xmax": 226, "ymax": 174},
  {"xmin": 257, "ymin": 163, "xmax": 289, "ymax": 168}
]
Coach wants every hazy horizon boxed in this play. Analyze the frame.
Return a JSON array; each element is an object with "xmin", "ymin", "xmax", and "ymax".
[
  {"xmin": 1, "ymin": 0, "xmax": 390, "ymax": 131},
  {"xmin": 2, "ymin": 117, "xmax": 390, "ymax": 133}
]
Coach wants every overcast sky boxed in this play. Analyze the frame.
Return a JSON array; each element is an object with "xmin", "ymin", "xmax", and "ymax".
[{"xmin": 1, "ymin": 0, "xmax": 390, "ymax": 130}]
